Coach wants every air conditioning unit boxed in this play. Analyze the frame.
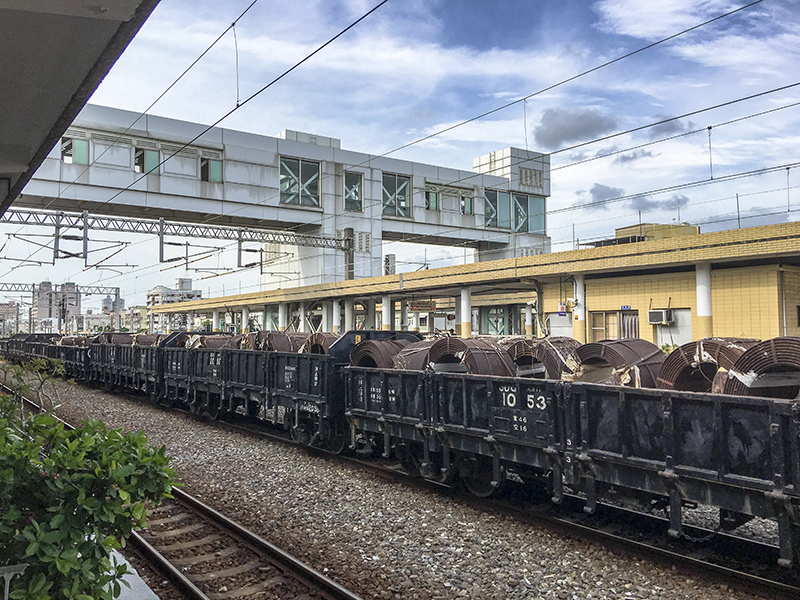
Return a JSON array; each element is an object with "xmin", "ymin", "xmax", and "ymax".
[{"xmin": 648, "ymin": 309, "xmax": 673, "ymax": 325}]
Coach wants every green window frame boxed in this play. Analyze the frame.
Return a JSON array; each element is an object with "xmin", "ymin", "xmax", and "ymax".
[
  {"xmin": 461, "ymin": 195, "xmax": 473, "ymax": 215},
  {"xmin": 201, "ymin": 158, "xmax": 222, "ymax": 183},
  {"xmin": 425, "ymin": 190, "xmax": 439, "ymax": 211},
  {"xmin": 61, "ymin": 138, "xmax": 88, "ymax": 165},
  {"xmin": 280, "ymin": 157, "xmax": 320, "ymax": 206},
  {"xmin": 135, "ymin": 148, "xmax": 159, "ymax": 175},
  {"xmin": 382, "ymin": 173, "xmax": 411, "ymax": 217}
]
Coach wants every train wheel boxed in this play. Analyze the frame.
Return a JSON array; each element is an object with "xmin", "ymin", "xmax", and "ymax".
[
  {"xmin": 246, "ymin": 399, "xmax": 261, "ymax": 419},
  {"xmin": 324, "ymin": 417, "xmax": 349, "ymax": 454},
  {"xmin": 395, "ymin": 441, "xmax": 423, "ymax": 477},
  {"xmin": 205, "ymin": 397, "xmax": 223, "ymax": 420},
  {"xmin": 460, "ymin": 456, "xmax": 504, "ymax": 498}
]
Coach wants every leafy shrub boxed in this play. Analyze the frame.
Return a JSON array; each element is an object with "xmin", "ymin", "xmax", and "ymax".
[{"xmin": 0, "ymin": 363, "xmax": 174, "ymax": 600}]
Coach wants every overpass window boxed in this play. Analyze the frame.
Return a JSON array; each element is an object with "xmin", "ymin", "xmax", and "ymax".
[
  {"xmin": 61, "ymin": 137, "xmax": 88, "ymax": 165},
  {"xmin": 485, "ymin": 190, "xmax": 498, "ymax": 226},
  {"xmin": 461, "ymin": 195, "xmax": 473, "ymax": 215},
  {"xmin": 425, "ymin": 190, "xmax": 439, "ymax": 211},
  {"xmin": 382, "ymin": 173, "xmax": 411, "ymax": 217},
  {"xmin": 513, "ymin": 194, "xmax": 528, "ymax": 232},
  {"xmin": 485, "ymin": 188, "xmax": 545, "ymax": 233},
  {"xmin": 280, "ymin": 157, "xmax": 320, "ymax": 206},
  {"xmin": 135, "ymin": 148, "xmax": 159, "ymax": 174},
  {"xmin": 344, "ymin": 172, "xmax": 363, "ymax": 211},
  {"xmin": 201, "ymin": 158, "xmax": 222, "ymax": 182}
]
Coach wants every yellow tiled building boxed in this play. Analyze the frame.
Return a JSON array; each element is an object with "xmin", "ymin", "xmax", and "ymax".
[{"xmin": 153, "ymin": 221, "xmax": 800, "ymax": 344}]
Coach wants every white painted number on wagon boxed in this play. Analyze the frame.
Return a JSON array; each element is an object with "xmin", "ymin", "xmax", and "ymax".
[{"xmin": 527, "ymin": 394, "xmax": 547, "ymax": 410}]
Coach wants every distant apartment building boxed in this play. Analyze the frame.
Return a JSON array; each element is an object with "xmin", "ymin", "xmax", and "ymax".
[
  {"xmin": 101, "ymin": 294, "xmax": 125, "ymax": 313},
  {"xmin": 147, "ymin": 278, "xmax": 202, "ymax": 332},
  {"xmin": 118, "ymin": 305, "xmax": 148, "ymax": 332},
  {"xmin": 0, "ymin": 302, "xmax": 19, "ymax": 336},
  {"xmin": 83, "ymin": 310, "xmax": 112, "ymax": 332},
  {"xmin": 32, "ymin": 281, "xmax": 81, "ymax": 332}
]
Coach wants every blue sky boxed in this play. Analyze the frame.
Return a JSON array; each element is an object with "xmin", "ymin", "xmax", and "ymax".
[{"xmin": 4, "ymin": 0, "xmax": 800, "ymax": 308}]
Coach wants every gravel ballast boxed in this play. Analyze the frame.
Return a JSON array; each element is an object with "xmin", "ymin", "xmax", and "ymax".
[{"xmin": 47, "ymin": 380, "xmax": 782, "ymax": 600}]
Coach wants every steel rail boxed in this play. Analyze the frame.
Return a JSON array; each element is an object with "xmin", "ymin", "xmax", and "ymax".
[
  {"xmin": 5, "ymin": 362, "xmax": 799, "ymax": 598},
  {"xmin": 3, "ymin": 381, "xmax": 362, "ymax": 600}
]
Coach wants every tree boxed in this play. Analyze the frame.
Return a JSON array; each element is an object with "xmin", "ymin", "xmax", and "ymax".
[{"xmin": 0, "ymin": 361, "xmax": 175, "ymax": 599}]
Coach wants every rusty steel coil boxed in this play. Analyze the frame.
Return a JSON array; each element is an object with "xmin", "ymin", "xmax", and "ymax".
[
  {"xmin": 266, "ymin": 331, "xmax": 311, "ymax": 352},
  {"xmin": 300, "ymin": 332, "xmax": 340, "ymax": 354},
  {"xmin": 721, "ymin": 336, "xmax": 800, "ymax": 399},
  {"xmin": 350, "ymin": 338, "xmax": 412, "ymax": 368},
  {"xmin": 531, "ymin": 336, "xmax": 582, "ymax": 379},
  {"xmin": 57, "ymin": 336, "xmax": 91, "ymax": 346},
  {"xmin": 392, "ymin": 338, "xmax": 439, "ymax": 371},
  {"xmin": 427, "ymin": 337, "xmax": 517, "ymax": 377},
  {"xmin": 90, "ymin": 333, "xmax": 135, "ymax": 345},
  {"xmin": 566, "ymin": 338, "xmax": 666, "ymax": 388},
  {"xmin": 247, "ymin": 331, "xmax": 270, "ymax": 351},
  {"xmin": 185, "ymin": 334, "xmax": 246, "ymax": 349},
  {"xmin": 132, "ymin": 334, "xmax": 166, "ymax": 347},
  {"xmin": 497, "ymin": 337, "xmax": 536, "ymax": 364},
  {"xmin": 656, "ymin": 337, "xmax": 760, "ymax": 392}
]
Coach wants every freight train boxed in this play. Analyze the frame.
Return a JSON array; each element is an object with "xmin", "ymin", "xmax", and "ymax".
[{"xmin": 1, "ymin": 330, "xmax": 798, "ymax": 572}]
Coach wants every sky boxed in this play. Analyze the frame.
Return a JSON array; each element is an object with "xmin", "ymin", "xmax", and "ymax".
[{"xmin": 2, "ymin": 0, "xmax": 800, "ymax": 310}]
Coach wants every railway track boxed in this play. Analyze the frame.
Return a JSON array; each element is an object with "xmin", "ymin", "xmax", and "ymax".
[
  {"xmin": 5, "ymin": 383, "xmax": 363, "ymax": 600},
  {"xmin": 211, "ymin": 414, "xmax": 800, "ymax": 599},
  {"xmin": 132, "ymin": 487, "xmax": 362, "ymax": 600},
  {"xmin": 6, "ymin": 372, "xmax": 800, "ymax": 598}
]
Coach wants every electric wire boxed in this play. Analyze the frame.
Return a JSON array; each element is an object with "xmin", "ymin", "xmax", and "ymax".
[
  {"xmin": 26, "ymin": 0, "xmax": 771, "ymax": 263},
  {"xmin": 6, "ymin": 1, "xmax": 792, "ymax": 302},
  {"xmin": 91, "ymin": 0, "xmax": 391, "ymax": 213}
]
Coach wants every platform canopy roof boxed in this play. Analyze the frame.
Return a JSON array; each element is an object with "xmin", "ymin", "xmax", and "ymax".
[{"xmin": 0, "ymin": 0, "xmax": 160, "ymax": 215}]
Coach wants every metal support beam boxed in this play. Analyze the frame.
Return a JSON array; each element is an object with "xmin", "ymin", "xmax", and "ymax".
[{"xmin": 0, "ymin": 207, "xmax": 344, "ymax": 250}]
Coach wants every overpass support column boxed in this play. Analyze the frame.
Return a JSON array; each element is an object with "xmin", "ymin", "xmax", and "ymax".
[
  {"xmin": 381, "ymin": 295, "xmax": 393, "ymax": 331},
  {"xmin": 460, "ymin": 288, "xmax": 472, "ymax": 339},
  {"xmin": 344, "ymin": 299, "xmax": 354, "ymax": 332},
  {"xmin": 299, "ymin": 303, "xmax": 309, "ymax": 333},
  {"xmin": 241, "ymin": 307, "xmax": 250, "ymax": 334},
  {"xmin": 188, "ymin": 311, "xmax": 195, "ymax": 331},
  {"xmin": 261, "ymin": 307, "xmax": 269, "ymax": 331},
  {"xmin": 573, "ymin": 275, "xmax": 586, "ymax": 343},
  {"xmin": 428, "ymin": 311, "xmax": 436, "ymax": 333},
  {"xmin": 696, "ymin": 263, "xmax": 713, "ymax": 338},
  {"xmin": 400, "ymin": 300, "xmax": 408, "ymax": 331},
  {"xmin": 212, "ymin": 310, "xmax": 221, "ymax": 332},
  {"xmin": 321, "ymin": 303, "xmax": 330, "ymax": 333},
  {"xmin": 278, "ymin": 302, "xmax": 287, "ymax": 331},
  {"xmin": 366, "ymin": 300, "xmax": 376, "ymax": 330},
  {"xmin": 525, "ymin": 304, "xmax": 534, "ymax": 338},
  {"xmin": 410, "ymin": 312, "xmax": 419, "ymax": 332},
  {"xmin": 332, "ymin": 299, "xmax": 341, "ymax": 334}
]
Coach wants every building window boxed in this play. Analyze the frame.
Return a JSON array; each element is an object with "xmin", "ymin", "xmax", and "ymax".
[
  {"xmin": 485, "ymin": 188, "xmax": 545, "ymax": 233},
  {"xmin": 201, "ymin": 158, "xmax": 222, "ymax": 182},
  {"xmin": 344, "ymin": 172, "xmax": 363, "ymax": 211},
  {"xmin": 590, "ymin": 310, "xmax": 639, "ymax": 342},
  {"xmin": 382, "ymin": 173, "xmax": 411, "ymax": 217},
  {"xmin": 425, "ymin": 190, "xmax": 439, "ymax": 211},
  {"xmin": 61, "ymin": 137, "xmax": 88, "ymax": 165},
  {"xmin": 461, "ymin": 195, "xmax": 473, "ymax": 215},
  {"xmin": 280, "ymin": 157, "xmax": 320, "ymax": 206},
  {"xmin": 135, "ymin": 148, "xmax": 159, "ymax": 174}
]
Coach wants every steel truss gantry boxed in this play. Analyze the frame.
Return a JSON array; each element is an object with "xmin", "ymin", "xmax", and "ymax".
[{"xmin": 0, "ymin": 207, "xmax": 345, "ymax": 264}]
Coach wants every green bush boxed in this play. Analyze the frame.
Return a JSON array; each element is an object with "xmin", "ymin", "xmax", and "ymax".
[{"xmin": 0, "ymin": 365, "xmax": 174, "ymax": 599}]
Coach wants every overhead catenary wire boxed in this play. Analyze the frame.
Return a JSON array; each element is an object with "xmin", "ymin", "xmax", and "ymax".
[
  {"xmin": 91, "ymin": 0, "xmax": 392, "ymax": 213},
  {"xmin": 8, "ymin": 1, "xmax": 793, "ymax": 298}
]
